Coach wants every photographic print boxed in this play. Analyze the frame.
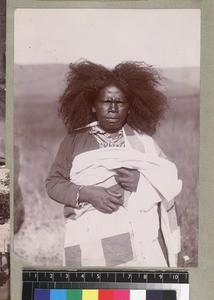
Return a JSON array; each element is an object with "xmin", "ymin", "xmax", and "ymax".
[{"xmin": 14, "ymin": 9, "xmax": 200, "ymax": 268}]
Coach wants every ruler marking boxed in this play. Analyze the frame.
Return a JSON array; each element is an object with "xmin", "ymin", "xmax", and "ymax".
[{"xmin": 22, "ymin": 269, "xmax": 189, "ymax": 298}]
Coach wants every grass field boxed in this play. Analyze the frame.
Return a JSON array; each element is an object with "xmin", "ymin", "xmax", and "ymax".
[{"xmin": 13, "ymin": 64, "xmax": 199, "ymax": 267}]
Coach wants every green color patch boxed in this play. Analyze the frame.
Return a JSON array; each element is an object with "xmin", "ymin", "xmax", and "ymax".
[{"xmin": 67, "ymin": 289, "xmax": 82, "ymax": 300}]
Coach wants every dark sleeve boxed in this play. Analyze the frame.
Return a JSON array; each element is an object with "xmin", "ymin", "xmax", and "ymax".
[{"xmin": 45, "ymin": 134, "xmax": 80, "ymax": 207}]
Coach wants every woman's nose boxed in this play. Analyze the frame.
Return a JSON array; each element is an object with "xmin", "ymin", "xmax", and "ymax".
[{"xmin": 108, "ymin": 102, "xmax": 118, "ymax": 113}]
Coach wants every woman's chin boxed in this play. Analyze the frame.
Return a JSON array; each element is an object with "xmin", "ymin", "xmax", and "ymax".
[{"xmin": 99, "ymin": 122, "xmax": 124, "ymax": 133}]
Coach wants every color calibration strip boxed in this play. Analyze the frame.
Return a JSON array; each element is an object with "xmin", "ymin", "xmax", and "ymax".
[
  {"xmin": 23, "ymin": 270, "xmax": 189, "ymax": 300},
  {"xmin": 34, "ymin": 289, "xmax": 177, "ymax": 300}
]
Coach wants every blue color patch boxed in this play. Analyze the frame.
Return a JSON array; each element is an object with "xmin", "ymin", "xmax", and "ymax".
[
  {"xmin": 146, "ymin": 290, "xmax": 163, "ymax": 300},
  {"xmin": 50, "ymin": 289, "xmax": 67, "ymax": 300},
  {"xmin": 34, "ymin": 289, "xmax": 50, "ymax": 300}
]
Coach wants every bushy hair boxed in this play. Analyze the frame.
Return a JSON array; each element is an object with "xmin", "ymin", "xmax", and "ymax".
[{"xmin": 59, "ymin": 60, "xmax": 168, "ymax": 135}]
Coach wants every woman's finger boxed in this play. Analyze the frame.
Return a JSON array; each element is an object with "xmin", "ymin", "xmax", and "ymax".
[
  {"xmin": 107, "ymin": 190, "xmax": 122, "ymax": 198},
  {"xmin": 115, "ymin": 168, "xmax": 134, "ymax": 177},
  {"xmin": 103, "ymin": 206, "xmax": 114, "ymax": 214},
  {"xmin": 106, "ymin": 202, "xmax": 117, "ymax": 211},
  {"xmin": 115, "ymin": 175, "xmax": 132, "ymax": 183},
  {"xmin": 117, "ymin": 177, "xmax": 132, "ymax": 184},
  {"xmin": 102, "ymin": 202, "xmax": 119, "ymax": 214},
  {"xmin": 109, "ymin": 196, "xmax": 124, "ymax": 205},
  {"xmin": 123, "ymin": 187, "xmax": 132, "ymax": 192}
]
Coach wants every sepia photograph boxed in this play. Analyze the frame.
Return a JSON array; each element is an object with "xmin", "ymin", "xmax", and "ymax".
[{"xmin": 14, "ymin": 9, "xmax": 200, "ymax": 268}]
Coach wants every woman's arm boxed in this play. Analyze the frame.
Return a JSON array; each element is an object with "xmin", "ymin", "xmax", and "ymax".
[
  {"xmin": 46, "ymin": 134, "xmax": 124, "ymax": 212},
  {"xmin": 46, "ymin": 134, "xmax": 81, "ymax": 207}
]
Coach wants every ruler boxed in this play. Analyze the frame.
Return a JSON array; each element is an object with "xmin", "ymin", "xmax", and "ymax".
[{"xmin": 22, "ymin": 269, "xmax": 189, "ymax": 300}]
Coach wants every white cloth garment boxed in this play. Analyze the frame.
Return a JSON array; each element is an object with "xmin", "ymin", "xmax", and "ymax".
[{"xmin": 64, "ymin": 130, "xmax": 182, "ymax": 267}]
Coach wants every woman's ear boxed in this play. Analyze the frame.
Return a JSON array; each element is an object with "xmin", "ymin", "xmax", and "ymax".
[{"xmin": 92, "ymin": 107, "xmax": 96, "ymax": 113}]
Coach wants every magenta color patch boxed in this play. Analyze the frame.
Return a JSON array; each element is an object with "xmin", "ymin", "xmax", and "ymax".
[{"xmin": 114, "ymin": 289, "xmax": 130, "ymax": 300}]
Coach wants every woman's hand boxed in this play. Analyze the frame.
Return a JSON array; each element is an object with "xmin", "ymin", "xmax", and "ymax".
[
  {"xmin": 79, "ymin": 186, "xmax": 123, "ymax": 214},
  {"xmin": 114, "ymin": 168, "xmax": 140, "ymax": 192}
]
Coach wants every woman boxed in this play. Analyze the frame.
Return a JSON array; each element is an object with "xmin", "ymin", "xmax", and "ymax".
[{"xmin": 46, "ymin": 60, "xmax": 182, "ymax": 267}]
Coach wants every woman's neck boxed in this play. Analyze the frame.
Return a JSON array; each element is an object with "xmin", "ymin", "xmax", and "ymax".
[{"xmin": 97, "ymin": 125, "xmax": 122, "ymax": 138}]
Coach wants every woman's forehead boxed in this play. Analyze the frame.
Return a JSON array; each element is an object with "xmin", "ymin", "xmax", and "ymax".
[{"xmin": 98, "ymin": 85, "xmax": 126, "ymax": 98}]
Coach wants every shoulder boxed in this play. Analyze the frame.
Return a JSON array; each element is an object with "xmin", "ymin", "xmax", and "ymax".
[
  {"xmin": 58, "ymin": 128, "xmax": 89, "ymax": 154},
  {"xmin": 134, "ymin": 132, "xmax": 157, "ymax": 155},
  {"xmin": 59, "ymin": 126, "xmax": 98, "ymax": 158},
  {"xmin": 135, "ymin": 132, "xmax": 167, "ymax": 158},
  {"xmin": 61, "ymin": 127, "xmax": 91, "ymax": 144}
]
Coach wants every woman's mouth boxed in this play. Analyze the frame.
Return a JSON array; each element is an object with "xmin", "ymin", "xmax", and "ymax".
[{"xmin": 106, "ymin": 118, "xmax": 119, "ymax": 122}]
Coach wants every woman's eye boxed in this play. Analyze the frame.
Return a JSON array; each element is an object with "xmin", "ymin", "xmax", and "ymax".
[
  {"xmin": 101, "ymin": 100, "xmax": 112, "ymax": 104},
  {"xmin": 103, "ymin": 100, "xmax": 124, "ymax": 103},
  {"xmin": 100, "ymin": 99, "xmax": 127, "ymax": 105}
]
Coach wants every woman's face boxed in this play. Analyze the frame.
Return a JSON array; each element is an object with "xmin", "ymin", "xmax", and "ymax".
[{"xmin": 93, "ymin": 85, "xmax": 130, "ymax": 133}]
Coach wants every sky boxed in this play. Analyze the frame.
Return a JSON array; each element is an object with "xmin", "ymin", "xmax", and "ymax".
[{"xmin": 14, "ymin": 9, "xmax": 200, "ymax": 68}]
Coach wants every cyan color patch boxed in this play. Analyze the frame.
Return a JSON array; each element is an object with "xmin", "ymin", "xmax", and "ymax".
[{"xmin": 50, "ymin": 289, "xmax": 67, "ymax": 300}]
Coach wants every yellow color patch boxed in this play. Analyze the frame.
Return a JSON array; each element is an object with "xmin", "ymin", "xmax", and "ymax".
[{"xmin": 82, "ymin": 289, "xmax": 98, "ymax": 300}]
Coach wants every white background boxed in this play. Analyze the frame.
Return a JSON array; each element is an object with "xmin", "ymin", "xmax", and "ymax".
[{"xmin": 14, "ymin": 9, "xmax": 200, "ymax": 68}]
